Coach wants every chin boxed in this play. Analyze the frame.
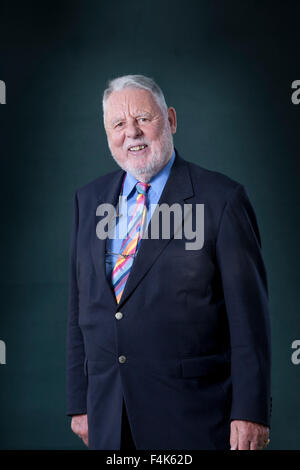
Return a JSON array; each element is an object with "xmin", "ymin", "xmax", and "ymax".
[
  {"xmin": 127, "ymin": 155, "xmax": 152, "ymax": 172},
  {"xmin": 127, "ymin": 165, "xmax": 150, "ymax": 178},
  {"xmin": 111, "ymin": 147, "xmax": 169, "ymax": 179}
]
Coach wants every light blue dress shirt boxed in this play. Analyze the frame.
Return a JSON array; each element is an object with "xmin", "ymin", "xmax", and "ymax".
[{"xmin": 105, "ymin": 149, "xmax": 176, "ymax": 281}]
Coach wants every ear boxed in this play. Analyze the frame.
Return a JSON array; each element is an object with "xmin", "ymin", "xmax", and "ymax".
[{"xmin": 167, "ymin": 107, "xmax": 177, "ymax": 134}]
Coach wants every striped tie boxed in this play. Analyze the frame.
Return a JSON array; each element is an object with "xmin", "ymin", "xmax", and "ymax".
[{"xmin": 111, "ymin": 181, "xmax": 150, "ymax": 304}]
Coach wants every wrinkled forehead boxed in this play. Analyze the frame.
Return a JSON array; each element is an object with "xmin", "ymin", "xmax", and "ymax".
[{"xmin": 104, "ymin": 87, "xmax": 162, "ymax": 120}]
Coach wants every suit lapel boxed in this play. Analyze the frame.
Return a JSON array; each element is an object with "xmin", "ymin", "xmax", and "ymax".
[
  {"xmin": 91, "ymin": 168, "xmax": 125, "ymax": 308},
  {"xmin": 117, "ymin": 150, "xmax": 194, "ymax": 308}
]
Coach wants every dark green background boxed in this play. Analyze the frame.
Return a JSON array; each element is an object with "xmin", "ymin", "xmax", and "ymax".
[{"xmin": 0, "ymin": 0, "xmax": 299, "ymax": 450}]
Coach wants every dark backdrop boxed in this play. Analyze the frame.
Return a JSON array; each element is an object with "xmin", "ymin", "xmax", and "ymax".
[{"xmin": 0, "ymin": 0, "xmax": 299, "ymax": 450}]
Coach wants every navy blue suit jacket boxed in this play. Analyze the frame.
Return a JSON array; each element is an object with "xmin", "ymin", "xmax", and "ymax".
[{"xmin": 66, "ymin": 149, "xmax": 272, "ymax": 450}]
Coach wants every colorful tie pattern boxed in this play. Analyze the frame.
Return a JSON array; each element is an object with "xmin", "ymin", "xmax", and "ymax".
[{"xmin": 112, "ymin": 181, "xmax": 150, "ymax": 304}]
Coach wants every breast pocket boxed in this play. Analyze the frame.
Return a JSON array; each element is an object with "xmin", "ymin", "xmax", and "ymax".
[{"xmin": 160, "ymin": 246, "xmax": 215, "ymax": 295}]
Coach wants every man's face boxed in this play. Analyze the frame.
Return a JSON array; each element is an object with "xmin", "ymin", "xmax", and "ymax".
[{"xmin": 104, "ymin": 87, "xmax": 177, "ymax": 182}]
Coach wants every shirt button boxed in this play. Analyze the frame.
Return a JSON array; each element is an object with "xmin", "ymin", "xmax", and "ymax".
[
  {"xmin": 118, "ymin": 355, "xmax": 126, "ymax": 364},
  {"xmin": 115, "ymin": 312, "xmax": 123, "ymax": 320}
]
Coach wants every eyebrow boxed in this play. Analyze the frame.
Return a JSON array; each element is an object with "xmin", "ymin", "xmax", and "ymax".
[
  {"xmin": 110, "ymin": 112, "xmax": 152, "ymax": 127},
  {"xmin": 111, "ymin": 117, "xmax": 124, "ymax": 127}
]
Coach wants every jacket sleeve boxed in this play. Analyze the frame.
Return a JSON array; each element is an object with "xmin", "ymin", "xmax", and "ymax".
[
  {"xmin": 216, "ymin": 184, "xmax": 272, "ymax": 427},
  {"xmin": 66, "ymin": 190, "xmax": 88, "ymax": 416}
]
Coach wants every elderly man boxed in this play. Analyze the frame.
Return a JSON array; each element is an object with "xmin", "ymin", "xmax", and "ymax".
[{"xmin": 66, "ymin": 74, "xmax": 271, "ymax": 450}]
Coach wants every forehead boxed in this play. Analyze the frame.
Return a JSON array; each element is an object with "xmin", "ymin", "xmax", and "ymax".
[{"xmin": 105, "ymin": 87, "xmax": 161, "ymax": 118}]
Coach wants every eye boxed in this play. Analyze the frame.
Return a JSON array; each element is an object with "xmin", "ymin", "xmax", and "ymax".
[
  {"xmin": 139, "ymin": 117, "xmax": 149, "ymax": 123},
  {"xmin": 115, "ymin": 122, "xmax": 124, "ymax": 128}
]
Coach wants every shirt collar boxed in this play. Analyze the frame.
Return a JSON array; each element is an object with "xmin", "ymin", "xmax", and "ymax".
[{"xmin": 122, "ymin": 148, "xmax": 176, "ymax": 198}]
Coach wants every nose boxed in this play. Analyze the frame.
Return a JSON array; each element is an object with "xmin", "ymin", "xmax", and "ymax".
[{"xmin": 126, "ymin": 119, "xmax": 143, "ymax": 139}]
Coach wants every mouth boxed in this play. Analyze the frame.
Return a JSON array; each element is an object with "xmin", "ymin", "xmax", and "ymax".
[{"xmin": 127, "ymin": 144, "xmax": 148, "ymax": 156}]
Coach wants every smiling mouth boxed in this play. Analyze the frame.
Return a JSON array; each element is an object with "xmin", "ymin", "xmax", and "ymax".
[{"xmin": 128, "ymin": 144, "xmax": 148, "ymax": 152}]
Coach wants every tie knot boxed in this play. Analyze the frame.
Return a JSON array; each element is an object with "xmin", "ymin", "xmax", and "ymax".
[{"xmin": 136, "ymin": 181, "xmax": 150, "ymax": 195}]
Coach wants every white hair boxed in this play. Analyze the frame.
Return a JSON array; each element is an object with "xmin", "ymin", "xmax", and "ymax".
[{"xmin": 102, "ymin": 74, "xmax": 168, "ymax": 119}]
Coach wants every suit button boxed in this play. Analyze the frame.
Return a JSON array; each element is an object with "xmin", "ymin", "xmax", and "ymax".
[
  {"xmin": 118, "ymin": 355, "xmax": 126, "ymax": 364},
  {"xmin": 115, "ymin": 312, "xmax": 123, "ymax": 320}
]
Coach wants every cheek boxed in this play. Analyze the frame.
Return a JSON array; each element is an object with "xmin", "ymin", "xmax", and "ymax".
[
  {"xmin": 110, "ymin": 133, "xmax": 124, "ymax": 149},
  {"xmin": 147, "ymin": 123, "xmax": 165, "ymax": 143}
]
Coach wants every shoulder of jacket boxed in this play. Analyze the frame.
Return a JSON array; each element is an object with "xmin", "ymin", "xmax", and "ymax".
[
  {"xmin": 75, "ymin": 168, "xmax": 122, "ymax": 198},
  {"xmin": 185, "ymin": 159, "xmax": 244, "ymax": 200}
]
